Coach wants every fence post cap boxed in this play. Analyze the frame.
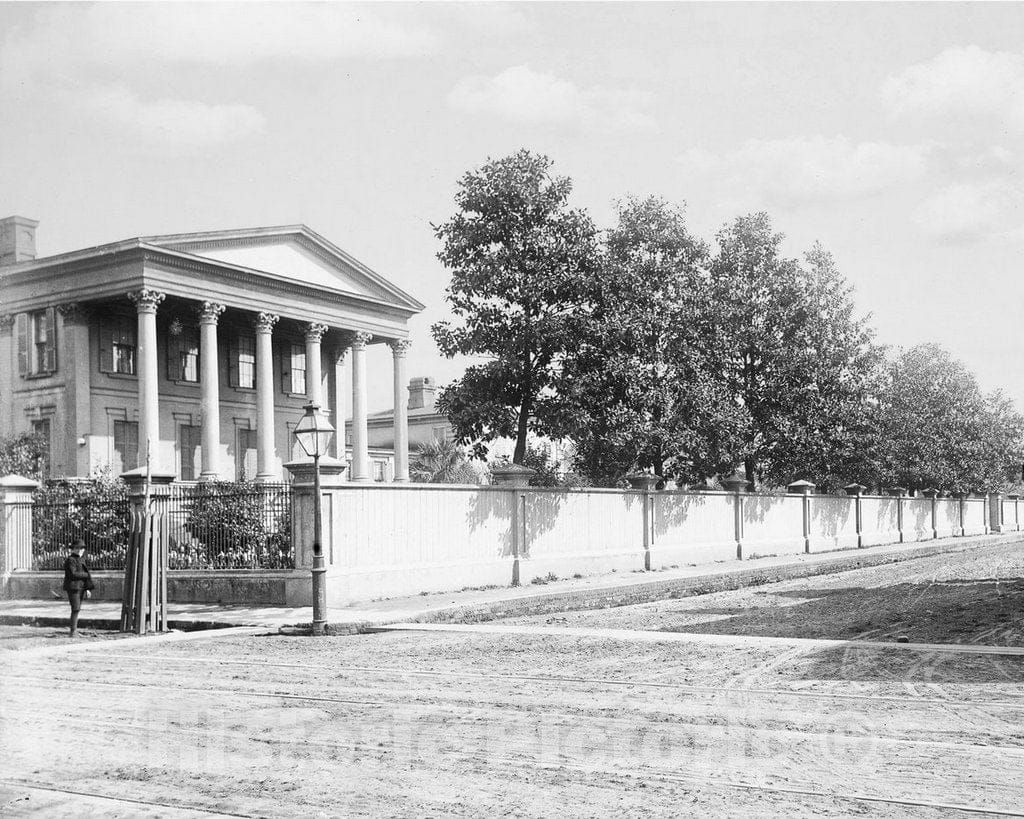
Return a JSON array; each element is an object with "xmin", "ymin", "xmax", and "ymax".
[
  {"xmin": 843, "ymin": 483, "xmax": 866, "ymax": 496},
  {"xmin": 921, "ymin": 487, "xmax": 940, "ymax": 498},
  {"xmin": 787, "ymin": 479, "xmax": 816, "ymax": 495},
  {"xmin": 1008, "ymin": 494, "xmax": 1020, "ymax": 500},
  {"xmin": 121, "ymin": 468, "xmax": 176, "ymax": 486},
  {"xmin": 0, "ymin": 474, "xmax": 40, "ymax": 490},
  {"xmin": 284, "ymin": 457, "xmax": 349, "ymax": 486},
  {"xmin": 721, "ymin": 470, "xmax": 750, "ymax": 493},
  {"xmin": 490, "ymin": 463, "xmax": 536, "ymax": 487},
  {"xmin": 884, "ymin": 486, "xmax": 908, "ymax": 497},
  {"xmin": 625, "ymin": 472, "xmax": 659, "ymax": 491}
]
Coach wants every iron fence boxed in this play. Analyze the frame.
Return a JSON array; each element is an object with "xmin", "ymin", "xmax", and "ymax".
[
  {"xmin": 160, "ymin": 482, "xmax": 294, "ymax": 570},
  {"xmin": 29, "ymin": 481, "xmax": 294, "ymax": 571}
]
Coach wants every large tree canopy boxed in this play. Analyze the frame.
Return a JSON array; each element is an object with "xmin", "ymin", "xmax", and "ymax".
[
  {"xmin": 431, "ymin": 149, "xmax": 600, "ymax": 463},
  {"xmin": 551, "ymin": 197, "xmax": 746, "ymax": 485},
  {"xmin": 707, "ymin": 214, "xmax": 883, "ymax": 490},
  {"xmin": 874, "ymin": 344, "xmax": 1024, "ymax": 492}
]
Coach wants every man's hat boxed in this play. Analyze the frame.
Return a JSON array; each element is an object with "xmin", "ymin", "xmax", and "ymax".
[{"xmin": 71, "ymin": 539, "xmax": 86, "ymax": 549}]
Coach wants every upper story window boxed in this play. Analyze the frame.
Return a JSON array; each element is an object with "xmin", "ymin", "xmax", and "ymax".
[
  {"xmin": 286, "ymin": 343, "xmax": 306, "ymax": 395},
  {"xmin": 100, "ymin": 316, "xmax": 136, "ymax": 375},
  {"xmin": 229, "ymin": 333, "xmax": 256, "ymax": 389},
  {"xmin": 167, "ymin": 323, "xmax": 200, "ymax": 383},
  {"xmin": 16, "ymin": 308, "xmax": 57, "ymax": 377}
]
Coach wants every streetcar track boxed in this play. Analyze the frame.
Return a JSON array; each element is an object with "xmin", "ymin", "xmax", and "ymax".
[
  {"xmin": 16, "ymin": 651, "xmax": 1024, "ymax": 710},
  {"xmin": 6, "ymin": 674, "xmax": 1024, "ymax": 755}
]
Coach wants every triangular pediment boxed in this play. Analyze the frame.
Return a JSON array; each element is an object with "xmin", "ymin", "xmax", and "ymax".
[{"xmin": 143, "ymin": 226, "xmax": 423, "ymax": 311}]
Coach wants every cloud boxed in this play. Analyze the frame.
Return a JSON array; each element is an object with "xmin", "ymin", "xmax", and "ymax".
[
  {"xmin": 881, "ymin": 45, "xmax": 1024, "ymax": 132},
  {"xmin": 913, "ymin": 181, "xmax": 1024, "ymax": 244},
  {"xmin": 676, "ymin": 136, "xmax": 932, "ymax": 208},
  {"xmin": 448, "ymin": 65, "xmax": 658, "ymax": 133},
  {"xmin": 81, "ymin": 86, "xmax": 266, "ymax": 148}
]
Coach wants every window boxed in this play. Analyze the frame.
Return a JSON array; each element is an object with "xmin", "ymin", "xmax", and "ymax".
[
  {"xmin": 31, "ymin": 418, "xmax": 51, "ymax": 477},
  {"xmin": 167, "ymin": 324, "xmax": 200, "ymax": 383},
  {"xmin": 100, "ymin": 317, "xmax": 136, "ymax": 375},
  {"xmin": 285, "ymin": 343, "xmax": 306, "ymax": 395},
  {"xmin": 16, "ymin": 309, "xmax": 57, "ymax": 377},
  {"xmin": 373, "ymin": 460, "xmax": 386, "ymax": 482},
  {"xmin": 229, "ymin": 334, "xmax": 256, "ymax": 389},
  {"xmin": 113, "ymin": 420, "xmax": 139, "ymax": 473},
  {"xmin": 179, "ymin": 424, "xmax": 201, "ymax": 480},
  {"xmin": 237, "ymin": 428, "xmax": 257, "ymax": 481}
]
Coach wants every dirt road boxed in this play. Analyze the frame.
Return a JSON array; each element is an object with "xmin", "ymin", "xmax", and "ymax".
[{"xmin": 3, "ymin": 541, "xmax": 1024, "ymax": 817}]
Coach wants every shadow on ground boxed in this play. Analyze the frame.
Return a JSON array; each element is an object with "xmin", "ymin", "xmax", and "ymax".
[{"xmin": 658, "ymin": 579, "xmax": 1024, "ymax": 646}]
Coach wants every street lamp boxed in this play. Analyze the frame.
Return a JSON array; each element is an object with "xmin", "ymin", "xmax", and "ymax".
[{"xmin": 293, "ymin": 402, "xmax": 335, "ymax": 636}]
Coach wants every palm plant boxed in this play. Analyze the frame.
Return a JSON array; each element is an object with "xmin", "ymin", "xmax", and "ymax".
[{"xmin": 410, "ymin": 439, "xmax": 480, "ymax": 484}]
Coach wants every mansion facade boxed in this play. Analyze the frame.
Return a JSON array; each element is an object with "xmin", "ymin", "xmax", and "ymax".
[{"xmin": 0, "ymin": 215, "xmax": 423, "ymax": 482}]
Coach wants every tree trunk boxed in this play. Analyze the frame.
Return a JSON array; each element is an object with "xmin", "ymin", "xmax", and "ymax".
[
  {"xmin": 744, "ymin": 457, "xmax": 757, "ymax": 491},
  {"xmin": 512, "ymin": 401, "xmax": 530, "ymax": 464}
]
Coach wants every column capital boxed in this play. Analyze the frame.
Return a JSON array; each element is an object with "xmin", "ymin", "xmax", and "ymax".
[
  {"xmin": 305, "ymin": 322, "xmax": 329, "ymax": 344},
  {"xmin": 197, "ymin": 301, "xmax": 226, "ymax": 325},
  {"xmin": 388, "ymin": 338, "xmax": 412, "ymax": 356},
  {"xmin": 127, "ymin": 289, "xmax": 166, "ymax": 313},
  {"xmin": 58, "ymin": 303, "xmax": 92, "ymax": 325},
  {"xmin": 0, "ymin": 314, "xmax": 14, "ymax": 333},
  {"xmin": 351, "ymin": 330, "xmax": 373, "ymax": 350},
  {"xmin": 254, "ymin": 312, "xmax": 279, "ymax": 333}
]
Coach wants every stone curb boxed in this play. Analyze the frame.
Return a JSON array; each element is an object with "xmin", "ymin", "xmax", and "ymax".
[
  {"xmin": 0, "ymin": 614, "xmax": 256, "ymax": 632},
  {"xmin": 371, "ymin": 533, "xmax": 1024, "ymax": 629}
]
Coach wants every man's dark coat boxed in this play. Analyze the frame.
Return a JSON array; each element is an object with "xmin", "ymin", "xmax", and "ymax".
[{"xmin": 63, "ymin": 553, "xmax": 94, "ymax": 592}]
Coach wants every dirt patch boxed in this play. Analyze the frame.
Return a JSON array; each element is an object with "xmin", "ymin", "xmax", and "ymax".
[{"xmin": 0, "ymin": 625, "xmax": 138, "ymax": 652}]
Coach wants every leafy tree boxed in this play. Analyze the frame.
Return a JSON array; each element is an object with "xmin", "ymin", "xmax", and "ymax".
[
  {"xmin": 551, "ymin": 197, "xmax": 746, "ymax": 486},
  {"xmin": 707, "ymin": 214, "xmax": 882, "ymax": 490},
  {"xmin": 495, "ymin": 442, "xmax": 586, "ymax": 488},
  {"xmin": 432, "ymin": 149, "xmax": 600, "ymax": 464},
  {"xmin": 0, "ymin": 431, "xmax": 48, "ymax": 480},
  {"xmin": 875, "ymin": 344, "xmax": 1024, "ymax": 492},
  {"xmin": 410, "ymin": 439, "xmax": 481, "ymax": 484}
]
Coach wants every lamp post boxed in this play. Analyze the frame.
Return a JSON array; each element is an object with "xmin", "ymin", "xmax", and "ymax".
[{"xmin": 293, "ymin": 402, "xmax": 335, "ymax": 636}]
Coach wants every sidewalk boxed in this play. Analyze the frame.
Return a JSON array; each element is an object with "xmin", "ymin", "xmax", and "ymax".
[{"xmin": 2, "ymin": 531, "xmax": 1020, "ymax": 634}]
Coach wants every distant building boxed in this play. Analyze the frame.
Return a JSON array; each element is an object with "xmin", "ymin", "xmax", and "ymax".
[{"xmin": 0, "ymin": 215, "xmax": 423, "ymax": 482}]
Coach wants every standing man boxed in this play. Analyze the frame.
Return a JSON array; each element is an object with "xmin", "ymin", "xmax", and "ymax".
[{"xmin": 63, "ymin": 539, "xmax": 94, "ymax": 637}]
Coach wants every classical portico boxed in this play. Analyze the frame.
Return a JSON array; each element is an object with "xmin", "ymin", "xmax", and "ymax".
[{"xmin": 0, "ymin": 219, "xmax": 424, "ymax": 481}]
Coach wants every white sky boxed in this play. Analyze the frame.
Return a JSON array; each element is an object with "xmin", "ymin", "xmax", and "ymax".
[{"xmin": 1, "ymin": 2, "xmax": 1022, "ymax": 413}]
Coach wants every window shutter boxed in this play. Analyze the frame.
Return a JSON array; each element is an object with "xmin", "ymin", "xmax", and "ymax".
[
  {"xmin": 15, "ymin": 313, "xmax": 27, "ymax": 376},
  {"xmin": 228, "ymin": 336, "xmax": 239, "ymax": 387},
  {"xmin": 280, "ymin": 345, "xmax": 291, "ymax": 394},
  {"xmin": 43, "ymin": 307, "xmax": 56, "ymax": 373},
  {"xmin": 98, "ymin": 322, "xmax": 113, "ymax": 373}
]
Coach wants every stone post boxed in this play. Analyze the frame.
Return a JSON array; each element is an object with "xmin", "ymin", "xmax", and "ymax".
[
  {"xmin": 954, "ymin": 491, "xmax": 968, "ymax": 537},
  {"xmin": 844, "ymin": 484, "xmax": 866, "ymax": 549},
  {"xmin": 128, "ymin": 289, "xmax": 166, "ymax": 470},
  {"xmin": 0, "ymin": 475, "xmax": 39, "ymax": 594},
  {"xmin": 884, "ymin": 487, "xmax": 907, "ymax": 543},
  {"xmin": 787, "ymin": 480, "xmax": 815, "ymax": 554},
  {"xmin": 284, "ymin": 457, "xmax": 349, "ymax": 570},
  {"xmin": 626, "ymin": 473, "xmax": 659, "ymax": 571},
  {"xmin": 988, "ymin": 492, "xmax": 1003, "ymax": 534},
  {"xmin": 492, "ymin": 464, "xmax": 536, "ymax": 586},
  {"xmin": 254, "ymin": 312, "xmax": 279, "ymax": 481},
  {"xmin": 198, "ymin": 302, "xmax": 225, "ymax": 480},
  {"xmin": 389, "ymin": 339, "xmax": 412, "ymax": 483},
  {"xmin": 922, "ymin": 488, "xmax": 939, "ymax": 540},
  {"xmin": 722, "ymin": 471, "xmax": 749, "ymax": 560}
]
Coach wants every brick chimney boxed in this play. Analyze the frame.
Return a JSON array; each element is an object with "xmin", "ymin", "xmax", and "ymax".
[
  {"xmin": 0, "ymin": 216, "xmax": 39, "ymax": 266},
  {"xmin": 407, "ymin": 376, "xmax": 436, "ymax": 410}
]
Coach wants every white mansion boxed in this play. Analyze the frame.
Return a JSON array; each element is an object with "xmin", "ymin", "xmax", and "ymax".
[{"xmin": 0, "ymin": 215, "xmax": 423, "ymax": 482}]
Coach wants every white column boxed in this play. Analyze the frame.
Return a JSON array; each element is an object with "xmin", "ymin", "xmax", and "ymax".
[
  {"xmin": 389, "ymin": 338, "xmax": 411, "ymax": 483},
  {"xmin": 305, "ymin": 323, "xmax": 327, "ymax": 407},
  {"xmin": 350, "ymin": 331, "xmax": 372, "ymax": 482},
  {"xmin": 254, "ymin": 312, "xmax": 279, "ymax": 482},
  {"xmin": 0, "ymin": 315, "xmax": 15, "ymax": 438},
  {"xmin": 198, "ymin": 302, "xmax": 225, "ymax": 480},
  {"xmin": 331, "ymin": 343, "xmax": 349, "ymax": 461},
  {"xmin": 128, "ymin": 289, "xmax": 165, "ymax": 469}
]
